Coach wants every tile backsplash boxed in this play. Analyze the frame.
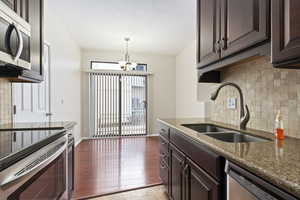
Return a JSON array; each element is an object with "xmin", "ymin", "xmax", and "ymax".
[
  {"xmin": 0, "ymin": 79, "xmax": 12, "ymax": 124},
  {"xmin": 210, "ymin": 56, "xmax": 300, "ymax": 139}
]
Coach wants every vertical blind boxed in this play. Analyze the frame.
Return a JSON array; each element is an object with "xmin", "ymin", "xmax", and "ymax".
[{"xmin": 89, "ymin": 72, "xmax": 148, "ymax": 138}]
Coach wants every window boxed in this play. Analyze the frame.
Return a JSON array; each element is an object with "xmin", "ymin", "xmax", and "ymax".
[{"xmin": 91, "ymin": 61, "xmax": 147, "ymax": 72}]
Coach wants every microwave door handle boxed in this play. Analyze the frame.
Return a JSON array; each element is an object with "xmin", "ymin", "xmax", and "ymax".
[
  {"xmin": 4, "ymin": 23, "xmax": 23, "ymax": 62},
  {"xmin": 14, "ymin": 24, "xmax": 23, "ymax": 62},
  {"xmin": 0, "ymin": 140, "xmax": 66, "ymax": 187}
]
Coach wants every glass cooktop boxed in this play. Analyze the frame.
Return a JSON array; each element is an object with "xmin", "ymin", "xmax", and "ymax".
[{"xmin": 0, "ymin": 129, "xmax": 65, "ymax": 170}]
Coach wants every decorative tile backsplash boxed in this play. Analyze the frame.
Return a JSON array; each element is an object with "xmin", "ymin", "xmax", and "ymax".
[
  {"xmin": 211, "ymin": 56, "xmax": 300, "ymax": 139},
  {"xmin": 0, "ymin": 79, "xmax": 12, "ymax": 124}
]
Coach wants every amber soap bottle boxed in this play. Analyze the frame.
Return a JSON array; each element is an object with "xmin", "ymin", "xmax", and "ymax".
[{"xmin": 274, "ymin": 110, "xmax": 285, "ymax": 140}]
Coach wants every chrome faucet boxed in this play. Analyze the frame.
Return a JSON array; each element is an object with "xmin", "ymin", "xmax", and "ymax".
[{"xmin": 210, "ymin": 82, "xmax": 250, "ymax": 130}]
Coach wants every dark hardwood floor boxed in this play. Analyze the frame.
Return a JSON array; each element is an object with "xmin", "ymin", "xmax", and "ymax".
[{"xmin": 71, "ymin": 136, "xmax": 162, "ymax": 200}]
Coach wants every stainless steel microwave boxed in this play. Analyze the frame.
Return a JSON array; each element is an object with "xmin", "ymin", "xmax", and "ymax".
[{"xmin": 0, "ymin": 2, "xmax": 31, "ymax": 70}]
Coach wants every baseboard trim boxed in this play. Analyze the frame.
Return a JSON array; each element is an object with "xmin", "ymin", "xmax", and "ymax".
[
  {"xmin": 79, "ymin": 135, "xmax": 158, "ymax": 140},
  {"xmin": 75, "ymin": 138, "xmax": 83, "ymax": 147},
  {"xmin": 147, "ymin": 134, "xmax": 159, "ymax": 137}
]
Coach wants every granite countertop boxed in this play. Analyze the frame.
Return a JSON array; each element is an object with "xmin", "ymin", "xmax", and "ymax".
[
  {"xmin": 158, "ymin": 118, "xmax": 300, "ymax": 198},
  {"xmin": 0, "ymin": 121, "xmax": 77, "ymax": 131}
]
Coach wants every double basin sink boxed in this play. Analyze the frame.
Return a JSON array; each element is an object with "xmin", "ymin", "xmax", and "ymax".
[{"xmin": 182, "ymin": 124, "xmax": 271, "ymax": 143}]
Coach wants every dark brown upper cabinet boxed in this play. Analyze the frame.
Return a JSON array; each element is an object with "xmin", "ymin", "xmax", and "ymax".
[
  {"xmin": 272, "ymin": 0, "xmax": 300, "ymax": 67},
  {"xmin": 197, "ymin": 0, "xmax": 270, "ymax": 83},
  {"xmin": 221, "ymin": 0, "xmax": 269, "ymax": 57},
  {"xmin": 0, "ymin": 0, "xmax": 44, "ymax": 82},
  {"xmin": 1, "ymin": 0, "xmax": 29, "ymax": 22},
  {"xmin": 197, "ymin": 0, "xmax": 221, "ymax": 67},
  {"xmin": 198, "ymin": 0, "xmax": 270, "ymax": 68}
]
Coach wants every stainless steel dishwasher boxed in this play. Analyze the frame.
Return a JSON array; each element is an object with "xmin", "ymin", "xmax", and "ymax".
[{"xmin": 225, "ymin": 161, "xmax": 298, "ymax": 200}]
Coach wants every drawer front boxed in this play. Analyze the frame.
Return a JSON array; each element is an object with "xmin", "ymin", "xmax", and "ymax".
[
  {"xmin": 158, "ymin": 122, "xmax": 169, "ymax": 140},
  {"xmin": 170, "ymin": 128, "xmax": 224, "ymax": 181},
  {"xmin": 160, "ymin": 159, "xmax": 169, "ymax": 186},
  {"xmin": 160, "ymin": 136, "xmax": 169, "ymax": 166}
]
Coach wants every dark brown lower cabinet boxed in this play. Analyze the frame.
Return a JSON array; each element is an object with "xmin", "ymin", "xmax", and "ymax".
[
  {"xmin": 185, "ymin": 158, "xmax": 221, "ymax": 200},
  {"xmin": 169, "ymin": 144, "xmax": 221, "ymax": 200},
  {"xmin": 159, "ymin": 122, "xmax": 224, "ymax": 200},
  {"xmin": 170, "ymin": 144, "xmax": 185, "ymax": 200}
]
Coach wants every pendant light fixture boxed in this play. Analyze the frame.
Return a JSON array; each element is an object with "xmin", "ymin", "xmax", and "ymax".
[{"xmin": 119, "ymin": 37, "xmax": 137, "ymax": 71}]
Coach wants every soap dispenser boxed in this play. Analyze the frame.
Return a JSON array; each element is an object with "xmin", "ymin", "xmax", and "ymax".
[{"xmin": 274, "ymin": 110, "xmax": 285, "ymax": 140}]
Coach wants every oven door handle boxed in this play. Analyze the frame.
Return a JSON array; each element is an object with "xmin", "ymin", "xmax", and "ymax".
[{"xmin": 0, "ymin": 140, "xmax": 66, "ymax": 187}]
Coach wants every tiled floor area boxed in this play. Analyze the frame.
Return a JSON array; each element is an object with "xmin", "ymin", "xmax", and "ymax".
[{"xmin": 90, "ymin": 186, "xmax": 168, "ymax": 200}]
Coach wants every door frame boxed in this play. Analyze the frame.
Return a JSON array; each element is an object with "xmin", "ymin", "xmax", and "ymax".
[
  {"xmin": 88, "ymin": 70, "xmax": 150, "ymax": 138},
  {"xmin": 12, "ymin": 42, "xmax": 52, "ymax": 123}
]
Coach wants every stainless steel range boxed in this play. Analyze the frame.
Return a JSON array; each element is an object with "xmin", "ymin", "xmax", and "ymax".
[{"xmin": 0, "ymin": 129, "xmax": 67, "ymax": 200}]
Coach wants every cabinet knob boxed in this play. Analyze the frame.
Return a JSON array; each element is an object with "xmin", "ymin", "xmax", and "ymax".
[
  {"xmin": 160, "ymin": 153, "xmax": 167, "ymax": 158},
  {"xmin": 180, "ymin": 161, "xmax": 185, "ymax": 166},
  {"xmin": 215, "ymin": 41, "xmax": 221, "ymax": 53},
  {"xmin": 220, "ymin": 38, "xmax": 227, "ymax": 50}
]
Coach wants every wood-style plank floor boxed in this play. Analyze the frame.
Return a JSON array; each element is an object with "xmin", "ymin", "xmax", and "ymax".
[{"xmin": 72, "ymin": 137, "xmax": 162, "ymax": 200}]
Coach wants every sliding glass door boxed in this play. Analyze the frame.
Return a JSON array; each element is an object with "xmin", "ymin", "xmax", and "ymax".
[{"xmin": 89, "ymin": 73, "xmax": 148, "ymax": 138}]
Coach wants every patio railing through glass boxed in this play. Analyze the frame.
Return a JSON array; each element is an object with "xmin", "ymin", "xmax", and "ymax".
[{"xmin": 89, "ymin": 72, "xmax": 147, "ymax": 137}]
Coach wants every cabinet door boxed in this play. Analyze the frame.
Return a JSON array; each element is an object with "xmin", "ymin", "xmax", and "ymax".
[
  {"xmin": 1, "ymin": 0, "xmax": 29, "ymax": 22},
  {"xmin": 28, "ymin": 0, "xmax": 44, "ymax": 81},
  {"xmin": 272, "ymin": 0, "xmax": 300, "ymax": 65},
  {"xmin": 170, "ymin": 144, "xmax": 185, "ymax": 200},
  {"xmin": 1, "ymin": 0, "xmax": 14, "ymax": 9},
  {"xmin": 221, "ymin": 0, "xmax": 269, "ymax": 57},
  {"xmin": 185, "ymin": 159, "xmax": 221, "ymax": 200},
  {"xmin": 197, "ymin": 0, "xmax": 221, "ymax": 67},
  {"xmin": 15, "ymin": 0, "xmax": 29, "ymax": 22}
]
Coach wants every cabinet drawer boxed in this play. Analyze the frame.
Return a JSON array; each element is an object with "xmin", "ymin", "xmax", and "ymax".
[
  {"xmin": 170, "ymin": 128, "xmax": 224, "ymax": 181},
  {"xmin": 160, "ymin": 160, "xmax": 169, "ymax": 187},
  {"xmin": 160, "ymin": 137, "xmax": 169, "ymax": 166},
  {"xmin": 158, "ymin": 123, "xmax": 169, "ymax": 140}
]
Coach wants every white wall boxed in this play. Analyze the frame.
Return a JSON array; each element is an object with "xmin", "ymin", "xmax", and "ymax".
[
  {"xmin": 175, "ymin": 41, "xmax": 214, "ymax": 118},
  {"xmin": 81, "ymin": 50, "xmax": 176, "ymax": 136},
  {"xmin": 45, "ymin": 3, "xmax": 82, "ymax": 143}
]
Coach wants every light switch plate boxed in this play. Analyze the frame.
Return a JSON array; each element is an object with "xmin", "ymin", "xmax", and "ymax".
[{"xmin": 227, "ymin": 98, "xmax": 237, "ymax": 109}]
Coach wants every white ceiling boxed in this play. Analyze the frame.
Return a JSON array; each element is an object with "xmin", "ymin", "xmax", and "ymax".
[{"xmin": 48, "ymin": 0, "xmax": 196, "ymax": 56}]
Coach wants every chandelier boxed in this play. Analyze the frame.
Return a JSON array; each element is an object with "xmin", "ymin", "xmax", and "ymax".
[{"xmin": 119, "ymin": 37, "xmax": 137, "ymax": 71}]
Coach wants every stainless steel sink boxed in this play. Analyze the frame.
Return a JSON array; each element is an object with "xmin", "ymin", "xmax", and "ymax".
[
  {"xmin": 181, "ymin": 123, "xmax": 228, "ymax": 133},
  {"xmin": 181, "ymin": 123, "xmax": 271, "ymax": 143},
  {"xmin": 205, "ymin": 132, "xmax": 270, "ymax": 143}
]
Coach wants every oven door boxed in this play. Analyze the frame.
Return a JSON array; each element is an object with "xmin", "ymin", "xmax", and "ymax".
[{"xmin": 0, "ymin": 136, "xmax": 67, "ymax": 200}]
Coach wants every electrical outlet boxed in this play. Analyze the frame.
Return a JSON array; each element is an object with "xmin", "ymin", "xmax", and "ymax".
[{"xmin": 227, "ymin": 98, "xmax": 237, "ymax": 109}]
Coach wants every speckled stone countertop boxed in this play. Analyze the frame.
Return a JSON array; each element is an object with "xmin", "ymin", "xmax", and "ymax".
[
  {"xmin": 0, "ymin": 121, "xmax": 77, "ymax": 131},
  {"xmin": 158, "ymin": 118, "xmax": 300, "ymax": 198}
]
